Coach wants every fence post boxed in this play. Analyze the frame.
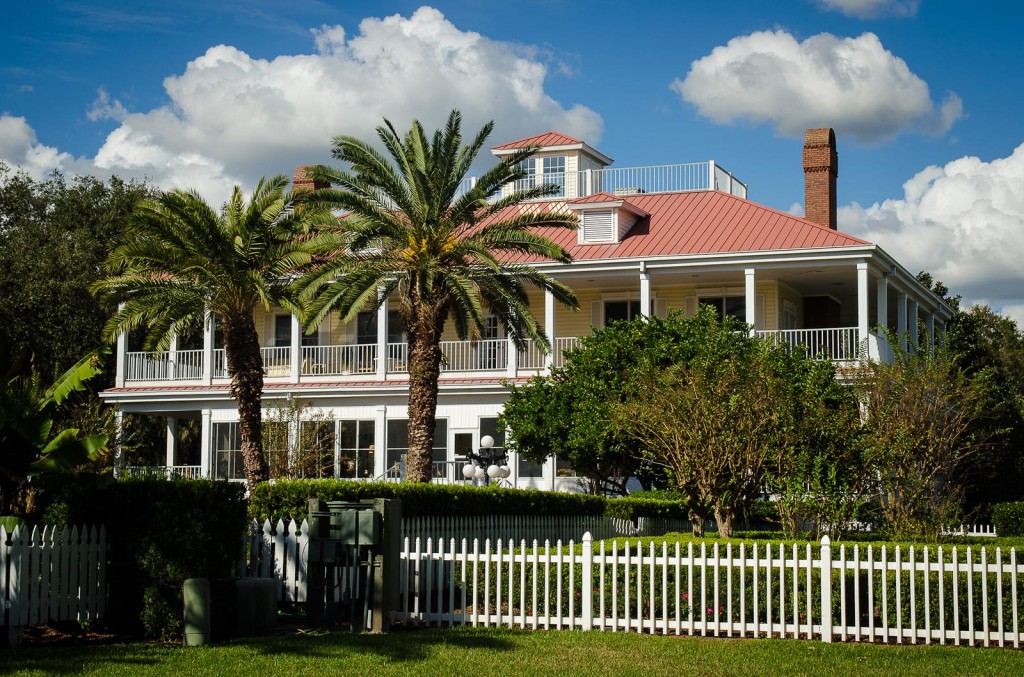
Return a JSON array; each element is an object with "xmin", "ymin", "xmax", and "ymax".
[
  {"xmin": 820, "ymin": 536, "xmax": 832, "ymax": 644},
  {"xmin": 581, "ymin": 531, "xmax": 593, "ymax": 631}
]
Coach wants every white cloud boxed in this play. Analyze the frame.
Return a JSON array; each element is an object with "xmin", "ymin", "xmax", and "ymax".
[
  {"xmin": 814, "ymin": 0, "xmax": 920, "ymax": 18},
  {"xmin": 839, "ymin": 143, "xmax": 1024, "ymax": 312},
  {"xmin": 87, "ymin": 87, "xmax": 129, "ymax": 122},
  {"xmin": 0, "ymin": 114, "xmax": 86, "ymax": 179},
  {"xmin": 5, "ymin": 7, "xmax": 602, "ymax": 203},
  {"xmin": 672, "ymin": 30, "xmax": 963, "ymax": 143}
]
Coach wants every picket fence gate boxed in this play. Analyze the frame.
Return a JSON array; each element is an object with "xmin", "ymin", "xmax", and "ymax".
[
  {"xmin": 397, "ymin": 533, "xmax": 1024, "ymax": 648},
  {"xmin": 1, "ymin": 525, "xmax": 108, "ymax": 636}
]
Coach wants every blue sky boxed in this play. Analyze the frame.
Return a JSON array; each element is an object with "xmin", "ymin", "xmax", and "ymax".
[{"xmin": 3, "ymin": 1, "xmax": 1024, "ymax": 319}]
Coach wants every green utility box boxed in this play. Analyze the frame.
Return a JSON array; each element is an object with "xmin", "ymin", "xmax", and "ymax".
[{"xmin": 327, "ymin": 501, "xmax": 381, "ymax": 546}]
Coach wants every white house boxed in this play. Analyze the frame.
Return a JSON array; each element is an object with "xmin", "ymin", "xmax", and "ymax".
[{"xmin": 100, "ymin": 128, "xmax": 952, "ymax": 490}]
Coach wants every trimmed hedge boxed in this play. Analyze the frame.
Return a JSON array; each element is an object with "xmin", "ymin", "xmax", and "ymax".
[
  {"xmin": 249, "ymin": 479, "xmax": 691, "ymax": 523},
  {"xmin": 993, "ymin": 502, "xmax": 1024, "ymax": 537},
  {"xmin": 49, "ymin": 477, "xmax": 247, "ymax": 641}
]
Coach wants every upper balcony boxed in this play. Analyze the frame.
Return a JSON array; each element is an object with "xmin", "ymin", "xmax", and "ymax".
[{"xmin": 457, "ymin": 161, "xmax": 747, "ymax": 202}]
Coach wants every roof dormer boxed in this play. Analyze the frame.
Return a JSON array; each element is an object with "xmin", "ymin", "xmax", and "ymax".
[
  {"xmin": 491, "ymin": 131, "xmax": 613, "ymax": 200},
  {"xmin": 566, "ymin": 193, "xmax": 649, "ymax": 245}
]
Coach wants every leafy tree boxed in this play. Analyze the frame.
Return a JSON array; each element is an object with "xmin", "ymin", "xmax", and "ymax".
[
  {"xmin": 857, "ymin": 338, "xmax": 988, "ymax": 539},
  {"xmin": 92, "ymin": 176, "xmax": 328, "ymax": 487},
  {"xmin": 0, "ymin": 162, "xmax": 152, "ymax": 382},
  {"xmin": 297, "ymin": 110, "xmax": 578, "ymax": 482},
  {"xmin": 0, "ymin": 344, "xmax": 109, "ymax": 517}
]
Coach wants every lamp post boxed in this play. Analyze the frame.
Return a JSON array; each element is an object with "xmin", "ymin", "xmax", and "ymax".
[{"xmin": 461, "ymin": 435, "xmax": 511, "ymax": 484}]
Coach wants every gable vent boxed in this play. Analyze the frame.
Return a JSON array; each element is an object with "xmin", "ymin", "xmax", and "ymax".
[{"xmin": 581, "ymin": 210, "xmax": 614, "ymax": 243}]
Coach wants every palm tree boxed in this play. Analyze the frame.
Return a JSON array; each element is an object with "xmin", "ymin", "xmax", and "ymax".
[
  {"xmin": 92, "ymin": 176, "xmax": 327, "ymax": 487},
  {"xmin": 298, "ymin": 110, "xmax": 579, "ymax": 482}
]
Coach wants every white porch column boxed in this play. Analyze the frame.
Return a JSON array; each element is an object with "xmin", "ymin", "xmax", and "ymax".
[
  {"xmin": 897, "ymin": 292, "xmax": 908, "ymax": 352},
  {"xmin": 200, "ymin": 410, "xmax": 212, "ymax": 478},
  {"xmin": 506, "ymin": 333, "xmax": 518, "ymax": 378},
  {"xmin": 115, "ymin": 330, "xmax": 127, "ymax": 388},
  {"xmin": 167, "ymin": 332, "xmax": 178, "ymax": 381},
  {"xmin": 908, "ymin": 300, "xmax": 919, "ymax": 351},
  {"xmin": 374, "ymin": 405, "xmax": 387, "ymax": 478},
  {"xmin": 376, "ymin": 291, "xmax": 388, "ymax": 380},
  {"xmin": 202, "ymin": 309, "xmax": 214, "ymax": 385},
  {"xmin": 290, "ymin": 314, "xmax": 301, "ymax": 382},
  {"xmin": 544, "ymin": 288, "xmax": 555, "ymax": 371},
  {"xmin": 857, "ymin": 263, "xmax": 869, "ymax": 353},
  {"xmin": 876, "ymin": 274, "xmax": 889, "ymax": 332},
  {"xmin": 113, "ymin": 409, "xmax": 125, "ymax": 470},
  {"xmin": 745, "ymin": 268, "xmax": 756, "ymax": 336},
  {"xmin": 165, "ymin": 417, "xmax": 177, "ymax": 468},
  {"xmin": 925, "ymin": 312, "xmax": 936, "ymax": 355},
  {"xmin": 640, "ymin": 263, "xmax": 652, "ymax": 318}
]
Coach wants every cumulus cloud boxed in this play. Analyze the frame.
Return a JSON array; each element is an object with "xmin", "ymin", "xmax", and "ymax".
[
  {"xmin": 6, "ymin": 7, "xmax": 602, "ymax": 202},
  {"xmin": 839, "ymin": 143, "xmax": 1024, "ymax": 314},
  {"xmin": 672, "ymin": 30, "xmax": 963, "ymax": 143},
  {"xmin": 813, "ymin": 0, "xmax": 920, "ymax": 18},
  {"xmin": 0, "ymin": 114, "xmax": 87, "ymax": 179}
]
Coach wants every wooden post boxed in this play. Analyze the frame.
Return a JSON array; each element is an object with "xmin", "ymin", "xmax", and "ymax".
[
  {"xmin": 371, "ymin": 499, "xmax": 402, "ymax": 633},
  {"xmin": 820, "ymin": 536, "xmax": 833, "ymax": 643},
  {"xmin": 581, "ymin": 532, "xmax": 593, "ymax": 630}
]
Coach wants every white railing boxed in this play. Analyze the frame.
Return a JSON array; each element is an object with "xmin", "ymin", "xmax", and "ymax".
[
  {"xmin": 124, "ymin": 350, "xmax": 203, "ymax": 381},
  {"xmin": 213, "ymin": 349, "xmax": 227, "ymax": 378},
  {"xmin": 518, "ymin": 340, "xmax": 546, "ymax": 370},
  {"xmin": 387, "ymin": 342, "xmax": 408, "ymax": 373},
  {"xmin": 553, "ymin": 337, "xmax": 580, "ymax": 367},
  {"xmin": 941, "ymin": 524, "xmax": 998, "ymax": 538},
  {"xmin": 116, "ymin": 465, "xmax": 204, "ymax": 480},
  {"xmin": 755, "ymin": 328, "xmax": 862, "ymax": 362},
  {"xmin": 301, "ymin": 344, "xmax": 377, "ymax": 376},
  {"xmin": 576, "ymin": 162, "xmax": 747, "ymax": 199},
  {"xmin": 440, "ymin": 339, "xmax": 508, "ymax": 372},
  {"xmin": 396, "ymin": 533, "xmax": 1024, "ymax": 647},
  {"xmin": 1, "ymin": 525, "xmax": 108, "ymax": 635},
  {"xmin": 261, "ymin": 347, "xmax": 291, "ymax": 376}
]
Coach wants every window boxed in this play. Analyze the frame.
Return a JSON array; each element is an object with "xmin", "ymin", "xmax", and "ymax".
[
  {"xmin": 214, "ymin": 422, "xmax": 244, "ymax": 480},
  {"xmin": 604, "ymin": 300, "xmax": 641, "ymax": 326},
  {"xmin": 357, "ymin": 310, "xmax": 404, "ymax": 344},
  {"xmin": 515, "ymin": 158, "xmax": 536, "ymax": 192},
  {"xmin": 274, "ymin": 315, "xmax": 291, "ymax": 348},
  {"xmin": 555, "ymin": 455, "xmax": 576, "ymax": 477},
  {"xmin": 479, "ymin": 317, "xmax": 503, "ymax": 369},
  {"xmin": 338, "ymin": 419, "xmax": 375, "ymax": 479},
  {"xmin": 386, "ymin": 419, "xmax": 447, "ymax": 474},
  {"xmin": 698, "ymin": 296, "xmax": 746, "ymax": 322},
  {"xmin": 542, "ymin": 156, "xmax": 566, "ymax": 197},
  {"xmin": 297, "ymin": 420, "xmax": 334, "ymax": 479}
]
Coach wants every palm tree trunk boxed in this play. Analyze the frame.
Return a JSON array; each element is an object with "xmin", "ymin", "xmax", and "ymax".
[
  {"xmin": 405, "ymin": 311, "xmax": 444, "ymax": 483},
  {"xmin": 222, "ymin": 312, "xmax": 270, "ymax": 486}
]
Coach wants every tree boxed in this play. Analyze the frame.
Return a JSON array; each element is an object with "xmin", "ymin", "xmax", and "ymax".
[
  {"xmin": 297, "ymin": 110, "xmax": 578, "ymax": 482},
  {"xmin": 0, "ymin": 162, "xmax": 152, "ymax": 382},
  {"xmin": 0, "ymin": 344, "xmax": 109, "ymax": 517},
  {"xmin": 92, "ymin": 176, "xmax": 327, "ymax": 487},
  {"xmin": 857, "ymin": 339, "xmax": 988, "ymax": 539}
]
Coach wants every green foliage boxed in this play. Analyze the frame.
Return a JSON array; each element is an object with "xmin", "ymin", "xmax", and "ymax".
[
  {"xmin": 249, "ymin": 480, "xmax": 607, "ymax": 523},
  {"xmin": 296, "ymin": 110, "xmax": 579, "ymax": 483},
  {"xmin": 992, "ymin": 502, "xmax": 1024, "ymax": 537},
  {"xmin": 603, "ymin": 497, "xmax": 689, "ymax": 520},
  {"xmin": 51, "ymin": 478, "xmax": 247, "ymax": 641}
]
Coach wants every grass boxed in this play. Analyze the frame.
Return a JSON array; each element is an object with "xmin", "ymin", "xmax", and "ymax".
[{"xmin": 3, "ymin": 627, "xmax": 1024, "ymax": 676}]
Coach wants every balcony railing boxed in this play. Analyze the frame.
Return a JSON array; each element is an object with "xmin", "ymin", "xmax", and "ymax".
[
  {"xmin": 121, "ymin": 330, "xmax": 867, "ymax": 385},
  {"xmin": 116, "ymin": 465, "xmax": 204, "ymax": 480},
  {"xmin": 755, "ymin": 328, "xmax": 863, "ymax": 362},
  {"xmin": 575, "ymin": 162, "xmax": 747, "ymax": 199}
]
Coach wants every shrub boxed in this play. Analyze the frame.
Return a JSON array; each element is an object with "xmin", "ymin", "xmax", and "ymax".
[
  {"xmin": 249, "ymin": 480, "xmax": 607, "ymax": 523},
  {"xmin": 604, "ymin": 497, "xmax": 688, "ymax": 521},
  {"xmin": 992, "ymin": 502, "xmax": 1024, "ymax": 536},
  {"xmin": 51, "ymin": 477, "xmax": 247, "ymax": 641}
]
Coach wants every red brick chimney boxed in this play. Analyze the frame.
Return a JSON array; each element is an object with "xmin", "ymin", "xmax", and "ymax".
[
  {"xmin": 803, "ymin": 128, "xmax": 838, "ymax": 230},
  {"xmin": 292, "ymin": 165, "xmax": 331, "ymax": 193}
]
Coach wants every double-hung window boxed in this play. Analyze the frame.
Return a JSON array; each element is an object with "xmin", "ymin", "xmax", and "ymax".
[{"xmin": 542, "ymin": 156, "xmax": 566, "ymax": 197}]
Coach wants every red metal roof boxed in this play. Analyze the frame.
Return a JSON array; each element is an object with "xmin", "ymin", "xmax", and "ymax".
[
  {"xmin": 485, "ymin": 190, "xmax": 869, "ymax": 261},
  {"xmin": 492, "ymin": 131, "xmax": 585, "ymax": 151}
]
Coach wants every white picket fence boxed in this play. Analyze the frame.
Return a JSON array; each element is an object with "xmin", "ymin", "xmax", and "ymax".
[
  {"xmin": 241, "ymin": 519, "xmax": 310, "ymax": 604},
  {"xmin": 1, "ymin": 525, "xmax": 108, "ymax": 633},
  {"xmin": 397, "ymin": 533, "xmax": 1024, "ymax": 648}
]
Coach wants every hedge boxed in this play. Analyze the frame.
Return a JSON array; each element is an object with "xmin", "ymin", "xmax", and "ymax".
[
  {"xmin": 993, "ymin": 502, "xmax": 1024, "ymax": 537},
  {"xmin": 248, "ymin": 480, "xmax": 692, "ymax": 523},
  {"xmin": 47, "ymin": 477, "xmax": 247, "ymax": 641}
]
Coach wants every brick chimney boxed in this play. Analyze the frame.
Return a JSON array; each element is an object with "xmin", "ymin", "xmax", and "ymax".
[
  {"xmin": 803, "ymin": 128, "xmax": 838, "ymax": 230},
  {"xmin": 292, "ymin": 165, "xmax": 331, "ymax": 193}
]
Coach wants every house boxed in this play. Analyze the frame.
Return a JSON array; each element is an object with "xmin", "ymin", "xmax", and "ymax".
[{"xmin": 100, "ymin": 127, "xmax": 952, "ymax": 490}]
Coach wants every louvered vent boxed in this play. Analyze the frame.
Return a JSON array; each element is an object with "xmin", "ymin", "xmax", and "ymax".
[{"xmin": 581, "ymin": 210, "xmax": 614, "ymax": 242}]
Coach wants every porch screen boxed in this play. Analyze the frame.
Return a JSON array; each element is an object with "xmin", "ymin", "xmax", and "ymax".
[
  {"xmin": 213, "ymin": 422, "xmax": 244, "ymax": 481},
  {"xmin": 338, "ymin": 419, "xmax": 375, "ymax": 479},
  {"xmin": 385, "ymin": 419, "xmax": 447, "ymax": 475}
]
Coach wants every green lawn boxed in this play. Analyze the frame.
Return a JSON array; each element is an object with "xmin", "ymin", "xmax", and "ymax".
[{"xmin": 3, "ymin": 628, "xmax": 1024, "ymax": 676}]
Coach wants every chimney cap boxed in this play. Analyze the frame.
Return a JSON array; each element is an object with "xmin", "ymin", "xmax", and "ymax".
[{"xmin": 803, "ymin": 128, "xmax": 836, "ymax": 147}]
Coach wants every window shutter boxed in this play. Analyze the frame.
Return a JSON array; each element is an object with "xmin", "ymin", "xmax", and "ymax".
[
  {"xmin": 591, "ymin": 300, "xmax": 602, "ymax": 328},
  {"xmin": 581, "ymin": 210, "xmax": 614, "ymax": 242},
  {"xmin": 655, "ymin": 298, "xmax": 668, "ymax": 319},
  {"xmin": 757, "ymin": 293, "xmax": 766, "ymax": 330},
  {"xmin": 684, "ymin": 297, "xmax": 696, "ymax": 317}
]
